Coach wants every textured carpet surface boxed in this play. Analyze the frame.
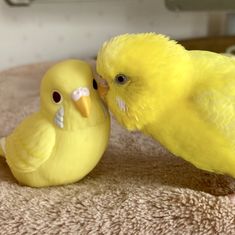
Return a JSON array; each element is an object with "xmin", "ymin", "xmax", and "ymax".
[{"xmin": 0, "ymin": 62, "xmax": 235, "ymax": 234}]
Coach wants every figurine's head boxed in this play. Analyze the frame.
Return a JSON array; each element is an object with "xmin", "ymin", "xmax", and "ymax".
[{"xmin": 40, "ymin": 60, "xmax": 109, "ymax": 130}]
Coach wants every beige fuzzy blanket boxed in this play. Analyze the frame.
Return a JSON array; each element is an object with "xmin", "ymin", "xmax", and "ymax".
[{"xmin": 0, "ymin": 62, "xmax": 235, "ymax": 234}]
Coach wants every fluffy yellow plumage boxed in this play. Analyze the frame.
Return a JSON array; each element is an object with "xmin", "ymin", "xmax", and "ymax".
[
  {"xmin": 97, "ymin": 33, "xmax": 235, "ymax": 178},
  {"xmin": 0, "ymin": 60, "xmax": 110, "ymax": 187}
]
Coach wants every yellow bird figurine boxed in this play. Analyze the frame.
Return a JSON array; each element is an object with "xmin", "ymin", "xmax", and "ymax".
[
  {"xmin": 96, "ymin": 33, "xmax": 235, "ymax": 193},
  {"xmin": 0, "ymin": 60, "xmax": 110, "ymax": 187}
]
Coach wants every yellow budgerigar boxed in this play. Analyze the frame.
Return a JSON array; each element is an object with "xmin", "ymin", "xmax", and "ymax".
[
  {"xmin": 96, "ymin": 33, "xmax": 235, "ymax": 189},
  {"xmin": 0, "ymin": 60, "xmax": 110, "ymax": 187}
]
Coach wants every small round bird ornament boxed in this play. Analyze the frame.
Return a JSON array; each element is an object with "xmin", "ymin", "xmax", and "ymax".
[{"xmin": 0, "ymin": 60, "xmax": 110, "ymax": 187}]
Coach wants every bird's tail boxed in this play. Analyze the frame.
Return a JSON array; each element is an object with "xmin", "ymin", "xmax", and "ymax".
[{"xmin": 0, "ymin": 137, "xmax": 6, "ymax": 157}]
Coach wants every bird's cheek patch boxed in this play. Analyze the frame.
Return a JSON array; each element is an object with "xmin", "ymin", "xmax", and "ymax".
[
  {"xmin": 54, "ymin": 106, "xmax": 64, "ymax": 129},
  {"xmin": 116, "ymin": 96, "xmax": 128, "ymax": 112}
]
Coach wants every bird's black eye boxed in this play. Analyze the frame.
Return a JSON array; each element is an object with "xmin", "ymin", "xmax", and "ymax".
[
  {"xmin": 52, "ymin": 91, "xmax": 62, "ymax": 104},
  {"xmin": 93, "ymin": 79, "xmax": 98, "ymax": 90},
  {"xmin": 115, "ymin": 74, "xmax": 128, "ymax": 85}
]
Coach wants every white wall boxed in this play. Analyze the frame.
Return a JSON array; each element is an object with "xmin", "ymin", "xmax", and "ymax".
[{"xmin": 0, "ymin": 0, "xmax": 209, "ymax": 70}]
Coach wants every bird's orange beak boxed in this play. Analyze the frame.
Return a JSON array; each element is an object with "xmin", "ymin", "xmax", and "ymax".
[
  {"xmin": 98, "ymin": 80, "xmax": 109, "ymax": 99},
  {"xmin": 72, "ymin": 88, "xmax": 91, "ymax": 118}
]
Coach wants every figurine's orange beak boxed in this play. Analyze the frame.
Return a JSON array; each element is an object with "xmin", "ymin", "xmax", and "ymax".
[
  {"xmin": 98, "ymin": 81, "xmax": 109, "ymax": 99},
  {"xmin": 74, "ymin": 96, "xmax": 91, "ymax": 118},
  {"xmin": 72, "ymin": 88, "xmax": 91, "ymax": 118}
]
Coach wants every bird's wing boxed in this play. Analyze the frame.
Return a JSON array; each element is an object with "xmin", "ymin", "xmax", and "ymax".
[
  {"xmin": 192, "ymin": 81, "xmax": 235, "ymax": 141},
  {"xmin": 6, "ymin": 113, "xmax": 56, "ymax": 173}
]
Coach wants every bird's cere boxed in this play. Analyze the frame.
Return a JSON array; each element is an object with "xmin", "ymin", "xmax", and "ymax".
[
  {"xmin": 72, "ymin": 87, "xmax": 90, "ymax": 101},
  {"xmin": 54, "ymin": 106, "xmax": 64, "ymax": 129},
  {"xmin": 116, "ymin": 96, "xmax": 128, "ymax": 112},
  {"xmin": 96, "ymin": 75, "xmax": 108, "ymax": 87}
]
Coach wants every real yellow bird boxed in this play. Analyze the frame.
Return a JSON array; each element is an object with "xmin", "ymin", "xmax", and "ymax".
[
  {"xmin": 96, "ymin": 33, "xmax": 235, "ymax": 181},
  {"xmin": 0, "ymin": 60, "xmax": 110, "ymax": 187}
]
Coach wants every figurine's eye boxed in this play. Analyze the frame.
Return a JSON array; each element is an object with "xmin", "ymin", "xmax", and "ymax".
[
  {"xmin": 52, "ymin": 91, "xmax": 62, "ymax": 104},
  {"xmin": 93, "ymin": 79, "xmax": 98, "ymax": 90},
  {"xmin": 115, "ymin": 74, "xmax": 128, "ymax": 85}
]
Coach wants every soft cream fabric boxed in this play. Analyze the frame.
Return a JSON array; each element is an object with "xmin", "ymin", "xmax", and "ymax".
[{"xmin": 0, "ymin": 62, "xmax": 235, "ymax": 234}]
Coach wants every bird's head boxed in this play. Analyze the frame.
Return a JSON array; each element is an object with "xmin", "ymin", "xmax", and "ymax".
[
  {"xmin": 96, "ymin": 33, "xmax": 192, "ymax": 131},
  {"xmin": 40, "ymin": 60, "xmax": 108, "ymax": 131}
]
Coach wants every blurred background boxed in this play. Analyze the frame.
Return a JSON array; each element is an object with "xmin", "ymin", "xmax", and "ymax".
[{"xmin": 0, "ymin": 0, "xmax": 235, "ymax": 70}]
